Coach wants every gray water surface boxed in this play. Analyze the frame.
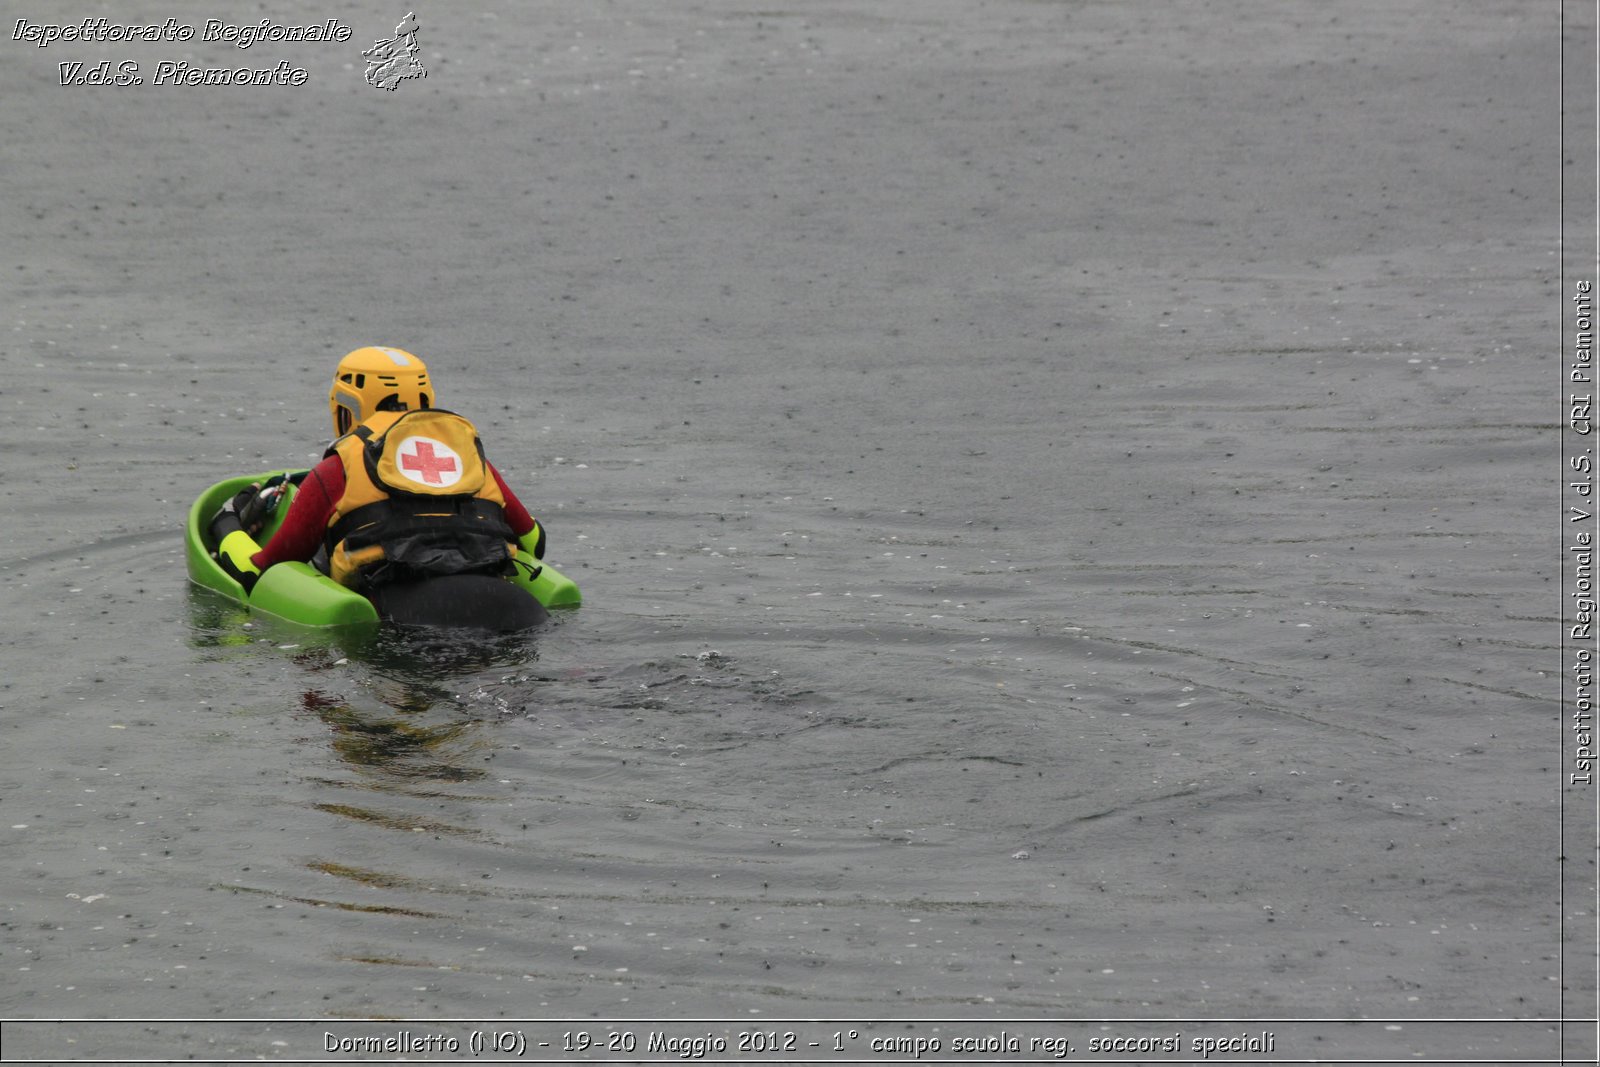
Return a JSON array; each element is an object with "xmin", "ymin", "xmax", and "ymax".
[{"xmin": 0, "ymin": 1, "xmax": 1583, "ymax": 1062}]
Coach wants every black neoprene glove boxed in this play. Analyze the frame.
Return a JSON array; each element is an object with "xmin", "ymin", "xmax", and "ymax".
[{"xmin": 211, "ymin": 483, "xmax": 281, "ymax": 542}]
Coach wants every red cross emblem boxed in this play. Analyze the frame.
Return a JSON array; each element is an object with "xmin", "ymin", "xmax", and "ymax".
[{"xmin": 396, "ymin": 436, "xmax": 462, "ymax": 487}]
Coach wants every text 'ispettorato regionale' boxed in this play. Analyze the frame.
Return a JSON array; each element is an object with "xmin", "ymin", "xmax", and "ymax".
[{"xmin": 13, "ymin": 18, "xmax": 352, "ymax": 49}]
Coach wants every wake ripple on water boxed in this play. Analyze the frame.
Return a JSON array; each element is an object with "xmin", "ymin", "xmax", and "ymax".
[{"xmin": 0, "ymin": 500, "xmax": 1558, "ymax": 1026}]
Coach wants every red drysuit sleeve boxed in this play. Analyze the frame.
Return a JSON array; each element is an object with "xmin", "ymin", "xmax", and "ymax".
[
  {"xmin": 251, "ymin": 456, "xmax": 344, "ymax": 570},
  {"xmin": 491, "ymin": 463, "xmax": 536, "ymax": 537}
]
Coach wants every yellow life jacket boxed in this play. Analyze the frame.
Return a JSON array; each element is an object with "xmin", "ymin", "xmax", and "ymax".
[{"xmin": 324, "ymin": 408, "xmax": 517, "ymax": 589}]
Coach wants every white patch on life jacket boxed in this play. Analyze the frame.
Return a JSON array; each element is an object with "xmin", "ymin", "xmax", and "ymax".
[
  {"xmin": 376, "ymin": 346, "xmax": 412, "ymax": 366},
  {"xmin": 394, "ymin": 435, "xmax": 463, "ymax": 488}
]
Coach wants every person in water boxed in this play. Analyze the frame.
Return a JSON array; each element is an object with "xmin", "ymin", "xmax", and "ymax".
[{"xmin": 209, "ymin": 346, "xmax": 547, "ymax": 630}]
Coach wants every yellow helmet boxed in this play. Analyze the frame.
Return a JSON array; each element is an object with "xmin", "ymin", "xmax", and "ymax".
[{"xmin": 329, "ymin": 346, "xmax": 435, "ymax": 437}]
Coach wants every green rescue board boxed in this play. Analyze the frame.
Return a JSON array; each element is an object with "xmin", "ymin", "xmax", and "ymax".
[{"xmin": 186, "ymin": 472, "xmax": 581, "ymax": 629}]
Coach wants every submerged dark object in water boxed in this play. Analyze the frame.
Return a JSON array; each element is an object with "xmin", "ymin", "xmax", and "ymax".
[{"xmin": 367, "ymin": 572, "xmax": 548, "ymax": 632}]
